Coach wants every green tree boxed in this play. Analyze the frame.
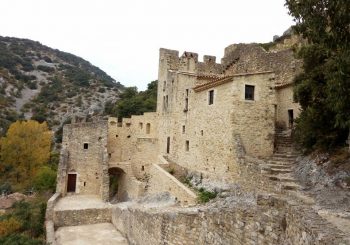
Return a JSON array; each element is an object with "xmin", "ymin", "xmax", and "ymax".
[
  {"xmin": 0, "ymin": 120, "xmax": 52, "ymax": 183},
  {"xmin": 105, "ymin": 80, "xmax": 157, "ymax": 120},
  {"xmin": 285, "ymin": 0, "xmax": 350, "ymax": 149}
]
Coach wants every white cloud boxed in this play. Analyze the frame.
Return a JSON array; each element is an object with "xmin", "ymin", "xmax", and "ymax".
[{"xmin": 0, "ymin": 0, "xmax": 294, "ymax": 90}]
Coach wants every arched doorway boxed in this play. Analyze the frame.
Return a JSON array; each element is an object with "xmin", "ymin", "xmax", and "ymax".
[{"xmin": 108, "ymin": 167, "xmax": 127, "ymax": 203}]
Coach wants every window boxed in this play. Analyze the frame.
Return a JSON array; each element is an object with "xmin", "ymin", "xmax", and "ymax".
[
  {"xmin": 139, "ymin": 122, "xmax": 143, "ymax": 130},
  {"xmin": 201, "ymin": 130, "xmax": 204, "ymax": 136},
  {"xmin": 185, "ymin": 140, "xmax": 189, "ymax": 151},
  {"xmin": 184, "ymin": 98, "xmax": 188, "ymax": 112},
  {"xmin": 184, "ymin": 89, "xmax": 189, "ymax": 112},
  {"xmin": 125, "ymin": 122, "xmax": 131, "ymax": 127},
  {"xmin": 182, "ymin": 125, "xmax": 185, "ymax": 134},
  {"xmin": 245, "ymin": 85, "xmax": 255, "ymax": 100},
  {"xmin": 163, "ymin": 81, "xmax": 166, "ymax": 91},
  {"xmin": 83, "ymin": 143, "xmax": 88, "ymax": 149},
  {"xmin": 166, "ymin": 95, "xmax": 168, "ymax": 109},
  {"xmin": 146, "ymin": 123, "xmax": 151, "ymax": 134},
  {"xmin": 166, "ymin": 137, "xmax": 170, "ymax": 154},
  {"xmin": 208, "ymin": 90, "xmax": 214, "ymax": 105}
]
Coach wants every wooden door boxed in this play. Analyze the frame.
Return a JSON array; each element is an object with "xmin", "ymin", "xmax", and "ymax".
[{"xmin": 67, "ymin": 174, "xmax": 77, "ymax": 192}]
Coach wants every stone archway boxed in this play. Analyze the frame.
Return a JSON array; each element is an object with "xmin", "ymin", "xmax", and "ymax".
[{"xmin": 108, "ymin": 167, "xmax": 127, "ymax": 203}]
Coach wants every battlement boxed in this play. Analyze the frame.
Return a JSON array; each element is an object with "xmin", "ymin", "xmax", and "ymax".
[{"xmin": 159, "ymin": 48, "xmax": 223, "ymax": 74}]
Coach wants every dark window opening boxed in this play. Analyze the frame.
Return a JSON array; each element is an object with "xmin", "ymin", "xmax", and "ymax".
[
  {"xmin": 146, "ymin": 123, "xmax": 151, "ymax": 134},
  {"xmin": 288, "ymin": 109, "xmax": 294, "ymax": 128},
  {"xmin": 184, "ymin": 98, "xmax": 188, "ymax": 112},
  {"xmin": 186, "ymin": 89, "xmax": 189, "ymax": 97},
  {"xmin": 245, "ymin": 85, "xmax": 255, "ymax": 100},
  {"xmin": 201, "ymin": 130, "xmax": 204, "ymax": 136},
  {"xmin": 83, "ymin": 143, "xmax": 89, "ymax": 149},
  {"xmin": 163, "ymin": 81, "xmax": 166, "ymax": 91},
  {"xmin": 84, "ymin": 182, "xmax": 86, "ymax": 187},
  {"xmin": 166, "ymin": 95, "xmax": 168, "ymax": 109},
  {"xmin": 166, "ymin": 137, "xmax": 170, "ymax": 154},
  {"xmin": 108, "ymin": 153, "xmax": 112, "ymax": 158},
  {"xmin": 141, "ymin": 166, "xmax": 145, "ymax": 171},
  {"xmin": 127, "ymin": 135, "xmax": 131, "ymax": 138},
  {"xmin": 185, "ymin": 140, "xmax": 189, "ymax": 151},
  {"xmin": 139, "ymin": 122, "xmax": 143, "ymax": 130},
  {"xmin": 125, "ymin": 122, "xmax": 131, "ymax": 127},
  {"xmin": 208, "ymin": 90, "xmax": 214, "ymax": 105},
  {"xmin": 116, "ymin": 135, "xmax": 119, "ymax": 138},
  {"xmin": 182, "ymin": 125, "xmax": 185, "ymax": 134}
]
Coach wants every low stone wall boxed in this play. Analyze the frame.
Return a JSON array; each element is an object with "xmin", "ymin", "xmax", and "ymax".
[
  {"xmin": 46, "ymin": 193, "xmax": 61, "ymax": 220},
  {"xmin": 148, "ymin": 164, "xmax": 197, "ymax": 206},
  {"xmin": 112, "ymin": 195, "xmax": 348, "ymax": 245},
  {"xmin": 53, "ymin": 207, "xmax": 112, "ymax": 227},
  {"xmin": 45, "ymin": 220, "xmax": 56, "ymax": 245}
]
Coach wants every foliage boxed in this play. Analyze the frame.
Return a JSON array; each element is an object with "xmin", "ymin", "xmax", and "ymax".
[
  {"xmin": 0, "ymin": 199, "xmax": 47, "ymax": 244},
  {"xmin": 33, "ymin": 166, "xmax": 57, "ymax": 192},
  {"xmin": 197, "ymin": 188, "xmax": 217, "ymax": 203},
  {"xmin": 0, "ymin": 120, "xmax": 52, "ymax": 184},
  {"xmin": 0, "ymin": 217, "xmax": 21, "ymax": 236},
  {"xmin": 105, "ymin": 80, "xmax": 157, "ymax": 120},
  {"xmin": 285, "ymin": 0, "xmax": 350, "ymax": 150},
  {"xmin": 36, "ymin": 65, "xmax": 55, "ymax": 73},
  {"xmin": 0, "ymin": 234, "xmax": 43, "ymax": 245},
  {"xmin": 0, "ymin": 182, "xmax": 12, "ymax": 195}
]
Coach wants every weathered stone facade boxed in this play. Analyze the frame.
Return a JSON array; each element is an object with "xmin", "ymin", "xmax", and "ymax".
[
  {"xmin": 54, "ymin": 40, "xmax": 303, "ymax": 203},
  {"xmin": 46, "ymin": 38, "xmax": 350, "ymax": 245}
]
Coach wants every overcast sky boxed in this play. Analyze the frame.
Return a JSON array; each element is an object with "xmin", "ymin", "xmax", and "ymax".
[{"xmin": 0, "ymin": 0, "xmax": 294, "ymax": 90}]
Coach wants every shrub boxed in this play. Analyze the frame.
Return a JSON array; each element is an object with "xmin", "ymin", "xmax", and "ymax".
[
  {"xmin": 33, "ymin": 167, "xmax": 57, "ymax": 192},
  {"xmin": 36, "ymin": 65, "xmax": 55, "ymax": 73},
  {"xmin": 98, "ymin": 87, "xmax": 106, "ymax": 93},
  {"xmin": 0, "ymin": 234, "xmax": 43, "ymax": 245},
  {"xmin": 0, "ymin": 182, "xmax": 13, "ymax": 194},
  {"xmin": 198, "ymin": 188, "xmax": 217, "ymax": 203},
  {"xmin": 0, "ymin": 217, "xmax": 22, "ymax": 236}
]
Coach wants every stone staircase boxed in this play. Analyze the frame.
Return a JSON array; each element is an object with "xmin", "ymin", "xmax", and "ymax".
[{"xmin": 261, "ymin": 130, "xmax": 303, "ymax": 194}]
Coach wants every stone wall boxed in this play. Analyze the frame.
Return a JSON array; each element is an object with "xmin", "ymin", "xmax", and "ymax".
[
  {"xmin": 147, "ymin": 164, "xmax": 197, "ymax": 205},
  {"xmin": 58, "ymin": 121, "xmax": 108, "ymax": 199},
  {"xmin": 53, "ymin": 207, "xmax": 112, "ymax": 228},
  {"xmin": 112, "ymin": 195, "xmax": 348, "ymax": 245},
  {"xmin": 276, "ymin": 84, "xmax": 301, "ymax": 129},
  {"xmin": 108, "ymin": 113, "xmax": 158, "ymax": 179},
  {"xmin": 157, "ymin": 49, "xmax": 277, "ymax": 179}
]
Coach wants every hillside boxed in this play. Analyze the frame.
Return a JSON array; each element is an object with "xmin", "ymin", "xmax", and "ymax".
[{"xmin": 0, "ymin": 36, "xmax": 123, "ymax": 138}]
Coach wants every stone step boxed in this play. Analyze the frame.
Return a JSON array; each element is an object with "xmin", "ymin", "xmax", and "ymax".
[
  {"xmin": 281, "ymin": 182, "xmax": 302, "ymax": 191},
  {"xmin": 269, "ymin": 157, "xmax": 295, "ymax": 162},
  {"xmin": 265, "ymin": 164, "xmax": 292, "ymax": 169},
  {"xmin": 273, "ymin": 153, "xmax": 298, "ymax": 158},
  {"xmin": 270, "ymin": 168, "xmax": 292, "ymax": 174},
  {"xmin": 267, "ymin": 174, "xmax": 296, "ymax": 183}
]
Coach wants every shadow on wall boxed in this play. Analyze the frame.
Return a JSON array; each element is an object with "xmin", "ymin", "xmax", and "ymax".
[{"xmin": 109, "ymin": 167, "xmax": 128, "ymax": 203}]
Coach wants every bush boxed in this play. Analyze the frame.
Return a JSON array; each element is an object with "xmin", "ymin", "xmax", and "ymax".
[
  {"xmin": 0, "ymin": 234, "xmax": 43, "ymax": 245},
  {"xmin": 0, "ymin": 217, "xmax": 22, "ymax": 236},
  {"xmin": 36, "ymin": 65, "xmax": 55, "ymax": 73},
  {"xmin": 198, "ymin": 188, "xmax": 217, "ymax": 203},
  {"xmin": 98, "ymin": 87, "xmax": 106, "ymax": 93},
  {"xmin": 33, "ymin": 167, "xmax": 57, "ymax": 192},
  {"xmin": 0, "ymin": 182, "xmax": 13, "ymax": 194}
]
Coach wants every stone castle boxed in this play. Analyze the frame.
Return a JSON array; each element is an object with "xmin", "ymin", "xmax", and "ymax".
[{"xmin": 46, "ymin": 38, "xmax": 349, "ymax": 244}]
